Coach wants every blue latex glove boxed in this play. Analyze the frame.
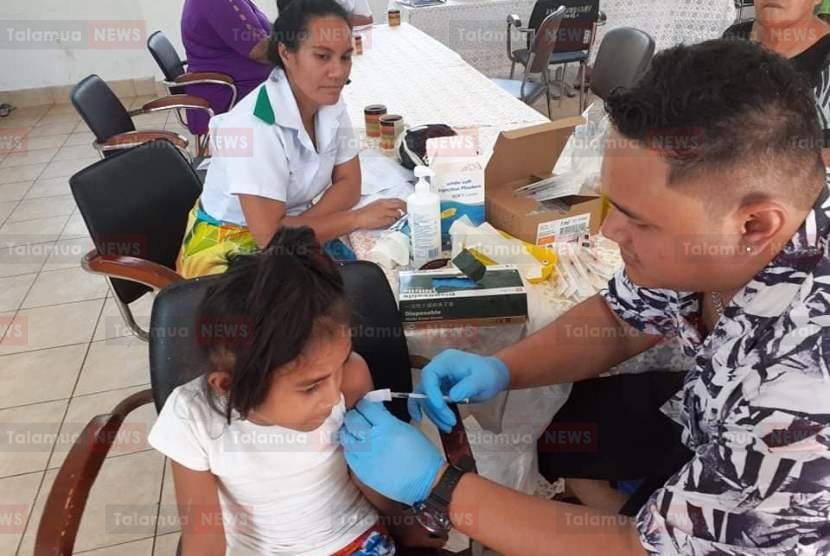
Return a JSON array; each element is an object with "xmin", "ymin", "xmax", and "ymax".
[
  {"xmin": 408, "ymin": 349, "xmax": 510, "ymax": 433},
  {"xmin": 340, "ymin": 399, "xmax": 445, "ymax": 506}
]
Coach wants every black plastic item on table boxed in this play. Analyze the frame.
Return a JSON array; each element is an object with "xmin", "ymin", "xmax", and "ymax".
[{"xmin": 452, "ymin": 249, "xmax": 487, "ymax": 282}]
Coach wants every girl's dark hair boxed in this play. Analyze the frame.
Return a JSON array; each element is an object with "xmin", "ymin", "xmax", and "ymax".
[
  {"xmin": 199, "ymin": 227, "xmax": 350, "ymax": 422},
  {"xmin": 269, "ymin": 0, "xmax": 352, "ymax": 69}
]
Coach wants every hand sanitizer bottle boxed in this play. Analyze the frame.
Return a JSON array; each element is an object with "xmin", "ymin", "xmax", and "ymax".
[{"xmin": 407, "ymin": 166, "xmax": 442, "ymax": 268}]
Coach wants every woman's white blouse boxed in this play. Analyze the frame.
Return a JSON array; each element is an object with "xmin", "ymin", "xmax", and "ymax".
[{"xmin": 200, "ymin": 68, "xmax": 360, "ymax": 225}]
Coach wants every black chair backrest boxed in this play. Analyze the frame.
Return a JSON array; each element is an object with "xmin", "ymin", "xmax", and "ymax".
[
  {"xmin": 528, "ymin": 0, "xmax": 600, "ymax": 52},
  {"xmin": 590, "ymin": 27, "xmax": 655, "ymax": 100},
  {"xmin": 68, "ymin": 140, "xmax": 202, "ymax": 305},
  {"xmin": 528, "ymin": 8, "xmax": 568, "ymax": 75},
  {"xmin": 70, "ymin": 75, "xmax": 135, "ymax": 144},
  {"xmin": 147, "ymin": 31, "xmax": 187, "ymax": 95},
  {"xmin": 149, "ymin": 261, "xmax": 412, "ymax": 421}
]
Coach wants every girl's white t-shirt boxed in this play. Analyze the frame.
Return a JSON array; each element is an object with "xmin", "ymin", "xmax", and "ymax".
[{"xmin": 148, "ymin": 376, "xmax": 378, "ymax": 555}]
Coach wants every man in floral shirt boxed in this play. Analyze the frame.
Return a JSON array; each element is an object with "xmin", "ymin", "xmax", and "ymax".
[{"xmin": 339, "ymin": 39, "xmax": 830, "ymax": 555}]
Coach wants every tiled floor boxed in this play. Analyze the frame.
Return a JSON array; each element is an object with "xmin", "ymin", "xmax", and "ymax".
[
  {"xmin": 0, "ymin": 89, "xmax": 578, "ymax": 555},
  {"xmin": 0, "ymin": 101, "xmax": 185, "ymax": 556}
]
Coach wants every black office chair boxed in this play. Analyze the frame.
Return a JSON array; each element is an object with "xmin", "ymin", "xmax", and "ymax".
[
  {"xmin": 147, "ymin": 31, "xmax": 239, "ymax": 140},
  {"xmin": 588, "ymin": 27, "xmax": 655, "ymax": 101},
  {"xmin": 507, "ymin": 0, "xmax": 603, "ymax": 112},
  {"xmin": 70, "ymin": 74, "xmax": 214, "ymax": 160},
  {"xmin": 735, "ymin": 0, "xmax": 754, "ymax": 23},
  {"xmin": 34, "ymin": 260, "xmax": 476, "ymax": 555},
  {"xmin": 493, "ymin": 7, "xmax": 568, "ymax": 118},
  {"xmin": 68, "ymin": 140, "xmax": 202, "ymax": 341}
]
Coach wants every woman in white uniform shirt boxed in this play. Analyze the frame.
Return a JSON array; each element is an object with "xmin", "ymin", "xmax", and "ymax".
[{"xmin": 179, "ymin": 0, "xmax": 399, "ymax": 278}]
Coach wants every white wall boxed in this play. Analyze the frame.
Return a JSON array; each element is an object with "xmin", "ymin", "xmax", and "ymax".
[{"xmin": 0, "ymin": 0, "xmax": 279, "ymax": 91}]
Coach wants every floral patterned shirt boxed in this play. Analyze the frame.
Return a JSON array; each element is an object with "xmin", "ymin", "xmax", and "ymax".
[{"xmin": 601, "ymin": 180, "xmax": 830, "ymax": 555}]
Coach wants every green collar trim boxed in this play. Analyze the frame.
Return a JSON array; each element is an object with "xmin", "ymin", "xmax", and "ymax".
[{"xmin": 253, "ymin": 86, "xmax": 275, "ymax": 125}]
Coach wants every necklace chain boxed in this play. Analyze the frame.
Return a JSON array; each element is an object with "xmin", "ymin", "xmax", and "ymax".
[{"xmin": 711, "ymin": 291, "xmax": 725, "ymax": 317}]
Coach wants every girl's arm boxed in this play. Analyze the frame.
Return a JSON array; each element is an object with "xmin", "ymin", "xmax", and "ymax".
[
  {"xmin": 341, "ymin": 353, "xmax": 448, "ymax": 549},
  {"xmin": 170, "ymin": 461, "xmax": 227, "ymax": 556}
]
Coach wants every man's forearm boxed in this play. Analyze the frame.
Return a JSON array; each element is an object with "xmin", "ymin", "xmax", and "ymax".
[
  {"xmin": 448, "ymin": 472, "xmax": 645, "ymax": 556},
  {"xmin": 497, "ymin": 294, "xmax": 662, "ymax": 389}
]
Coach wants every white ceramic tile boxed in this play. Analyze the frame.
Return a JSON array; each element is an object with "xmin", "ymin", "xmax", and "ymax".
[
  {"xmin": 43, "ymin": 103, "xmax": 79, "ymax": 116},
  {"xmin": 48, "ymin": 386, "xmax": 157, "ymax": 470},
  {"xmin": 51, "ymin": 143, "xmax": 98, "ymax": 162},
  {"xmin": 109, "ymin": 80, "xmax": 137, "ymax": 100},
  {"xmin": 0, "ymin": 298, "xmax": 104, "ymax": 355},
  {"xmin": 6, "ymin": 105, "xmax": 50, "ymax": 119},
  {"xmin": 40, "ymin": 236, "xmax": 93, "ymax": 272},
  {"xmin": 64, "ymin": 131, "xmax": 97, "ymax": 147},
  {"xmin": 58, "ymin": 210, "xmax": 90, "ymax": 240},
  {"xmin": 0, "ymin": 471, "xmax": 41, "ymax": 556},
  {"xmin": 0, "ymin": 147, "xmax": 57, "ymax": 168},
  {"xmin": 27, "ymin": 120, "xmax": 80, "ymax": 137},
  {"xmin": 0, "ymin": 400, "xmax": 68, "ymax": 477},
  {"xmin": 0, "ymin": 181, "xmax": 32, "ymax": 202},
  {"xmin": 12, "ymin": 134, "xmax": 67, "ymax": 153},
  {"xmin": 24, "ymin": 176, "xmax": 69, "ymax": 199},
  {"xmin": 0, "ymin": 163, "xmax": 45, "ymax": 185},
  {"xmin": 39, "ymin": 157, "xmax": 97, "ymax": 180},
  {"xmin": 0, "ymin": 239, "xmax": 51, "ymax": 278},
  {"xmin": 0, "ymin": 272, "xmax": 36, "ymax": 312},
  {"xmin": 48, "ymin": 84, "xmax": 75, "ymax": 106},
  {"xmin": 0, "ymin": 200, "xmax": 17, "ymax": 223},
  {"xmin": 22, "ymin": 266, "xmax": 108, "ymax": 308},
  {"xmin": 75, "ymin": 337, "xmax": 150, "ymax": 396},
  {"xmin": 0, "ymin": 117, "xmax": 36, "ymax": 132},
  {"xmin": 153, "ymin": 532, "xmax": 180, "ymax": 555},
  {"xmin": 0, "ymin": 344, "xmax": 87, "ymax": 408},
  {"xmin": 134, "ymin": 79, "xmax": 159, "ymax": 97},
  {"xmin": 35, "ymin": 112, "xmax": 80, "ymax": 126},
  {"xmin": 7, "ymin": 195, "xmax": 76, "ymax": 223},
  {"xmin": 0, "ymin": 214, "xmax": 71, "ymax": 247},
  {"xmin": 128, "ymin": 96, "xmax": 159, "ymax": 109}
]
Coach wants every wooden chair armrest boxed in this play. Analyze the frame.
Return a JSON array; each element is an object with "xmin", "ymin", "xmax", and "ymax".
[
  {"xmin": 96, "ymin": 130, "xmax": 188, "ymax": 153},
  {"xmin": 129, "ymin": 94, "xmax": 214, "ymax": 117},
  {"xmin": 409, "ymin": 355, "xmax": 478, "ymax": 473},
  {"xmin": 169, "ymin": 73, "xmax": 238, "ymax": 108},
  {"xmin": 173, "ymin": 71, "xmax": 234, "ymax": 85},
  {"xmin": 82, "ymin": 250, "xmax": 183, "ymax": 291},
  {"xmin": 34, "ymin": 389, "xmax": 154, "ymax": 556}
]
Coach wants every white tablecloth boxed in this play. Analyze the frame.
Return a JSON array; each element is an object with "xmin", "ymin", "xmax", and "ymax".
[{"xmin": 345, "ymin": 23, "xmax": 548, "ymax": 150}]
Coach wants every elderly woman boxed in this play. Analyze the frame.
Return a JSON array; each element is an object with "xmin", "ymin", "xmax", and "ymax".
[
  {"xmin": 180, "ymin": 0, "xmax": 274, "ymax": 135},
  {"xmin": 724, "ymin": 0, "xmax": 830, "ymax": 162}
]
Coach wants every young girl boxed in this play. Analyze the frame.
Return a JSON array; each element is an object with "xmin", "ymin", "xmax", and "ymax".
[{"xmin": 149, "ymin": 227, "xmax": 442, "ymax": 555}]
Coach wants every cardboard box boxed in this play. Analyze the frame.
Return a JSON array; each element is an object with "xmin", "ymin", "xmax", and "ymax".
[{"xmin": 485, "ymin": 118, "xmax": 605, "ymax": 246}]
